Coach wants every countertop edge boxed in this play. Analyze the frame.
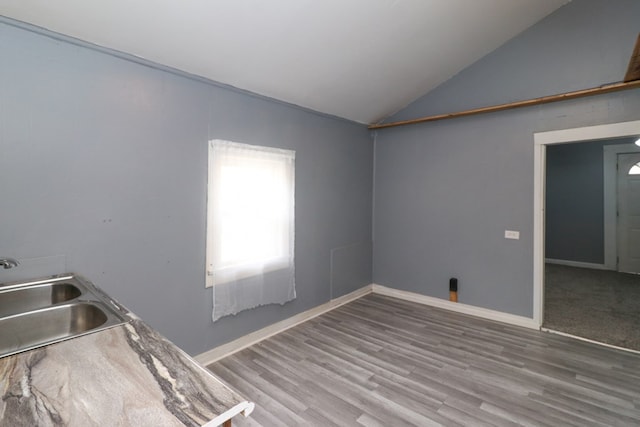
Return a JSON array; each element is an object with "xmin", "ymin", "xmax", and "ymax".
[{"xmin": 203, "ymin": 401, "xmax": 255, "ymax": 427}]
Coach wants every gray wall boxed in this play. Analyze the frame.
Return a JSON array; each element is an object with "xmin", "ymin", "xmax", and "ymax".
[
  {"xmin": 373, "ymin": 0, "xmax": 640, "ymax": 317},
  {"xmin": 545, "ymin": 138, "xmax": 635, "ymax": 264},
  {"xmin": 0, "ymin": 19, "xmax": 373, "ymax": 355}
]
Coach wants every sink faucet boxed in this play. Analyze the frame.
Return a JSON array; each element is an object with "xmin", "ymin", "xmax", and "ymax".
[{"xmin": 0, "ymin": 258, "xmax": 19, "ymax": 269}]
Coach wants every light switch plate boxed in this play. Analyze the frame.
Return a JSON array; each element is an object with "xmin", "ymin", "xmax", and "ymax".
[{"xmin": 504, "ymin": 230, "xmax": 520, "ymax": 240}]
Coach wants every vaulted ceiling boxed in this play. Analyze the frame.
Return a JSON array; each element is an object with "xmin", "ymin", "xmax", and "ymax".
[{"xmin": 0, "ymin": 0, "xmax": 570, "ymax": 123}]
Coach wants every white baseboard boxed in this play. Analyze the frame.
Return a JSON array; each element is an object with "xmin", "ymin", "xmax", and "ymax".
[
  {"xmin": 195, "ymin": 284, "xmax": 374, "ymax": 366},
  {"xmin": 371, "ymin": 284, "xmax": 540, "ymax": 330},
  {"xmin": 545, "ymin": 258, "xmax": 610, "ymax": 271},
  {"xmin": 196, "ymin": 283, "xmax": 541, "ymax": 365}
]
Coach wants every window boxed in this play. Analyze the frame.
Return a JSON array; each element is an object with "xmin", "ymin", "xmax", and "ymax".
[
  {"xmin": 629, "ymin": 162, "xmax": 640, "ymax": 175},
  {"xmin": 206, "ymin": 140, "xmax": 296, "ymax": 320}
]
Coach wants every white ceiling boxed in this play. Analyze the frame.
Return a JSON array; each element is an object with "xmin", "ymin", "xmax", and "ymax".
[{"xmin": 0, "ymin": 0, "xmax": 570, "ymax": 124}]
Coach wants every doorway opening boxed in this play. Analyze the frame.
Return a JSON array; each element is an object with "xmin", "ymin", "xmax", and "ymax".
[{"xmin": 533, "ymin": 120, "xmax": 640, "ymax": 351}]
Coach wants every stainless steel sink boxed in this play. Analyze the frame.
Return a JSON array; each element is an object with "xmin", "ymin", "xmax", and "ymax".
[
  {"xmin": 0, "ymin": 275, "xmax": 129, "ymax": 358},
  {"xmin": 0, "ymin": 282, "xmax": 81, "ymax": 318}
]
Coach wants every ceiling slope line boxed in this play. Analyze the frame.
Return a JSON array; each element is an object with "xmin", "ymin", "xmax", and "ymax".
[
  {"xmin": 368, "ymin": 80, "xmax": 640, "ymax": 130},
  {"xmin": 0, "ymin": 16, "xmax": 362, "ymax": 128}
]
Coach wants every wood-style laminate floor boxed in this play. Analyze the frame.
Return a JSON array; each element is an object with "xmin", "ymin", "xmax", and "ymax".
[{"xmin": 207, "ymin": 294, "xmax": 640, "ymax": 426}]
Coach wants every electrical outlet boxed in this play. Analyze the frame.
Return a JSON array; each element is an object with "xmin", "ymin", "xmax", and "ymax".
[{"xmin": 504, "ymin": 230, "xmax": 520, "ymax": 240}]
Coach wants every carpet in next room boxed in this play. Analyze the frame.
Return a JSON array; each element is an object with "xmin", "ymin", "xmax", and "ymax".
[{"xmin": 544, "ymin": 263, "xmax": 640, "ymax": 352}]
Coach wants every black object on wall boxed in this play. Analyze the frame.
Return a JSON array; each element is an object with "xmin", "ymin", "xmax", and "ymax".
[{"xmin": 449, "ymin": 278, "xmax": 458, "ymax": 302}]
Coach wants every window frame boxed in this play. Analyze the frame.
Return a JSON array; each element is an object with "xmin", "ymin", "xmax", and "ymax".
[{"xmin": 205, "ymin": 139, "xmax": 295, "ymax": 288}]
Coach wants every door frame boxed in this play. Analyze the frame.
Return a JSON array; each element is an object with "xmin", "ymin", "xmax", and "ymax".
[
  {"xmin": 603, "ymin": 144, "xmax": 640, "ymax": 270},
  {"xmin": 533, "ymin": 120, "xmax": 640, "ymax": 327},
  {"xmin": 615, "ymin": 152, "xmax": 640, "ymax": 273}
]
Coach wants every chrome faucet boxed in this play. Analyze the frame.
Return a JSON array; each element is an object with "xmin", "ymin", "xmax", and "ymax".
[{"xmin": 0, "ymin": 258, "xmax": 19, "ymax": 269}]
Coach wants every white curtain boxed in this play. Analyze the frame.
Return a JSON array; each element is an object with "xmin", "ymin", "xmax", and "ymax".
[{"xmin": 207, "ymin": 140, "xmax": 296, "ymax": 321}]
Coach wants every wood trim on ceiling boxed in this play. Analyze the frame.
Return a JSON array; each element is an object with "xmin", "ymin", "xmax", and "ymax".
[{"xmin": 369, "ymin": 80, "xmax": 640, "ymax": 130}]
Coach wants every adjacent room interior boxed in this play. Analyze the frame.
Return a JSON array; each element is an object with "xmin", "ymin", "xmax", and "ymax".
[
  {"xmin": 544, "ymin": 135, "xmax": 640, "ymax": 351},
  {"xmin": 1, "ymin": 0, "xmax": 640, "ymax": 425}
]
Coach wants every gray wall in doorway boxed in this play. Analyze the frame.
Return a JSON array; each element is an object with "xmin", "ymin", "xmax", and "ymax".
[
  {"xmin": 545, "ymin": 138, "xmax": 635, "ymax": 265},
  {"xmin": 373, "ymin": 0, "xmax": 640, "ymax": 317},
  {"xmin": 0, "ymin": 19, "xmax": 373, "ymax": 356}
]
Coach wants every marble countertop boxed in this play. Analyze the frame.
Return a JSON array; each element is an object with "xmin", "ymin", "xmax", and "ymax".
[{"xmin": 0, "ymin": 276, "xmax": 253, "ymax": 426}]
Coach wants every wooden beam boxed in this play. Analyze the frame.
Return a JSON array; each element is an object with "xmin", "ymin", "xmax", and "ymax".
[
  {"xmin": 624, "ymin": 34, "xmax": 640, "ymax": 82},
  {"xmin": 368, "ymin": 80, "xmax": 640, "ymax": 130}
]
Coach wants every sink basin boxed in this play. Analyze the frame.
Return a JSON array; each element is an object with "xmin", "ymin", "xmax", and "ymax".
[
  {"xmin": 0, "ymin": 302, "xmax": 117, "ymax": 357},
  {"xmin": 0, "ymin": 282, "xmax": 82, "ymax": 318},
  {"xmin": 0, "ymin": 274, "xmax": 129, "ymax": 358}
]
